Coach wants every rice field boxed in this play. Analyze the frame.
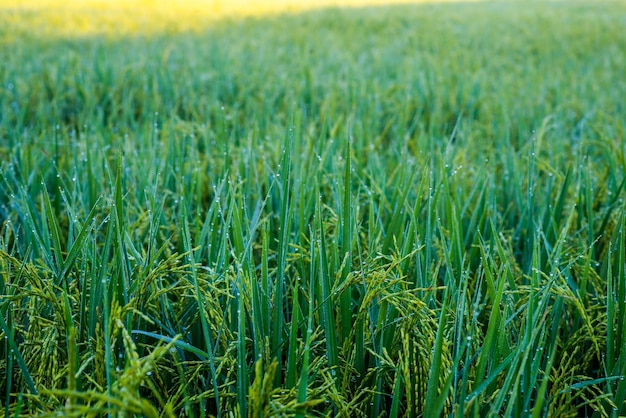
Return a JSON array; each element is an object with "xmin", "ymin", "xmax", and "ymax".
[{"xmin": 1, "ymin": 0, "xmax": 626, "ymax": 416}]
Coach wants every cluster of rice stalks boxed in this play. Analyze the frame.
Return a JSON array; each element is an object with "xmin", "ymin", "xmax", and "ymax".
[{"xmin": 1, "ymin": 1, "xmax": 625, "ymax": 416}]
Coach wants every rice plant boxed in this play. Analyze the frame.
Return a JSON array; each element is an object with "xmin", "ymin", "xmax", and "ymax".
[{"xmin": 1, "ymin": 0, "xmax": 625, "ymax": 416}]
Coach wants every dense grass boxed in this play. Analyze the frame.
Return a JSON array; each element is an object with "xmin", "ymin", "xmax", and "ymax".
[{"xmin": 1, "ymin": 0, "xmax": 626, "ymax": 416}]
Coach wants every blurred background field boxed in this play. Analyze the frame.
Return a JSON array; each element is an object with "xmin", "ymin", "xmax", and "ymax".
[
  {"xmin": 1, "ymin": 0, "xmax": 626, "ymax": 416},
  {"xmin": 1, "ymin": 0, "xmax": 483, "ymax": 39}
]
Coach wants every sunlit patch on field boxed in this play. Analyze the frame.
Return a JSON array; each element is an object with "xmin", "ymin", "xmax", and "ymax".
[{"xmin": 2, "ymin": 0, "xmax": 481, "ymax": 39}]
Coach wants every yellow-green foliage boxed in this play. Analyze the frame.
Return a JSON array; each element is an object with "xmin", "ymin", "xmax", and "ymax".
[{"xmin": 0, "ymin": 0, "xmax": 625, "ymax": 416}]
